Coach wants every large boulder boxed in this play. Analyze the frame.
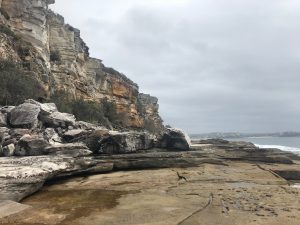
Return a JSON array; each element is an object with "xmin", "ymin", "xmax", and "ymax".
[
  {"xmin": 8, "ymin": 103, "xmax": 40, "ymax": 129},
  {"xmin": 72, "ymin": 130, "xmax": 155, "ymax": 154},
  {"xmin": 98, "ymin": 131, "xmax": 155, "ymax": 154},
  {"xmin": 159, "ymin": 128, "xmax": 191, "ymax": 150},
  {"xmin": 71, "ymin": 130, "xmax": 110, "ymax": 153},
  {"xmin": 25, "ymin": 99, "xmax": 58, "ymax": 115},
  {"xmin": 40, "ymin": 112, "xmax": 76, "ymax": 128},
  {"xmin": 15, "ymin": 135, "xmax": 50, "ymax": 156}
]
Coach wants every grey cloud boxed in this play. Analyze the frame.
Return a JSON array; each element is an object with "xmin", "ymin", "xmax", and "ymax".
[{"xmin": 51, "ymin": 0, "xmax": 300, "ymax": 133}]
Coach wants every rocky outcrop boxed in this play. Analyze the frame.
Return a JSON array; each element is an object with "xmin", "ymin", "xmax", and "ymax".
[
  {"xmin": 97, "ymin": 131, "xmax": 156, "ymax": 154},
  {"xmin": 159, "ymin": 128, "xmax": 191, "ymax": 150},
  {"xmin": 0, "ymin": 0, "xmax": 163, "ymax": 131},
  {"xmin": 138, "ymin": 93, "xmax": 165, "ymax": 133},
  {"xmin": 0, "ymin": 100, "xmax": 182, "ymax": 157},
  {"xmin": 40, "ymin": 111, "xmax": 76, "ymax": 128},
  {"xmin": 0, "ymin": 139, "xmax": 299, "ymax": 203},
  {"xmin": 47, "ymin": 11, "xmax": 145, "ymax": 128},
  {"xmin": 0, "ymin": 0, "xmax": 53, "ymax": 60},
  {"xmin": 67, "ymin": 129, "xmax": 156, "ymax": 154}
]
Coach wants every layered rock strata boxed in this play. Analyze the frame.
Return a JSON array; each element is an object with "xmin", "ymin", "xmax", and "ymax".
[{"xmin": 0, "ymin": 0, "xmax": 163, "ymax": 129}]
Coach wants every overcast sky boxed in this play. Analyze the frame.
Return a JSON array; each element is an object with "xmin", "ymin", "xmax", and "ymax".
[{"xmin": 51, "ymin": 0, "xmax": 300, "ymax": 134}]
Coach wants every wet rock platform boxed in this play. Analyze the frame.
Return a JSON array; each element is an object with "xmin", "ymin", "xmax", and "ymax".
[{"xmin": 0, "ymin": 141, "xmax": 300, "ymax": 225}]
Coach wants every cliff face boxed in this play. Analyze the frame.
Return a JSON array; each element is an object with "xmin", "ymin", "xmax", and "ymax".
[{"xmin": 0, "ymin": 0, "xmax": 164, "ymax": 131}]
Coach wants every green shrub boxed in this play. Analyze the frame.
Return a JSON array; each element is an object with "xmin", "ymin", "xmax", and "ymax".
[
  {"xmin": 16, "ymin": 43, "xmax": 31, "ymax": 58},
  {"xmin": 0, "ymin": 25, "xmax": 33, "ymax": 60},
  {"xmin": 101, "ymin": 98, "xmax": 118, "ymax": 121},
  {"xmin": 50, "ymin": 90, "xmax": 73, "ymax": 113},
  {"xmin": 102, "ymin": 66, "xmax": 135, "ymax": 85},
  {"xmin": 72, "ymin": 99, "xmax": 104, "ymax": 123},
  {"xmin": 0, "ymin": 60, "xmax": 44, "ymax": 105},
  {"xmin": 49, "ymin": 92, "xmax": 125, "ymax": 127},
  {"xmin": 50, "ymin": 50, "xmax": 61, "ymax": 62},
  {"xmin": 0, "ymin": 25, "xmax": 16, "ymax": 38}
]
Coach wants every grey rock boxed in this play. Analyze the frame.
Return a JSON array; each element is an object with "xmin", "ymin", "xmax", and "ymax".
[
  {"xmin": 43, "ymin": 128, "xmax": 62, "ymax": 144},
  {"xmin": 3, "ymin": 144, "xmax": 15, "ymax": 157},
  {"xmin": 72, "ymin": 130, "xmax": 110, "ymax": 153},
  {"xmin": 45, "ymin": 143, "xmax": 92, "ymax": 157},
  {"xmin": 0, "ymin": 106, "xmax": 15, "ymax": 114},
  {"xmin": 2, "ymin": 138, "xmax": 17, "ymax": 148},
  {"xmin": 71, "ymin": 130, "xmax": 155, "ymax": 154},
  {"xmin": 63, "ymin": 129, "xmax": 88, "ymax": 142},
  {"xmin": 159, "ymin": 128, "xmax": 191, "ymax": 150},
  {"xmin": 75, "ymin": 121, "xmax": 107, "ymax": 131},
  {"xmin": 0, "ymin": 127, "xmax": 10, "ymax": 146},
  {"xmin": 98, "ymin": 131, "xmax": 155, "ymax": 154},
  {"xmin": 0, "ymin": 156, "xmax": 114, "ymax": 201},
  {"xmin": 15, "ymin": 135, "xmax": 50, "ymax": 156},
  {"xmin": 8, "ymin": 103, "xmax": 40, "ymax": 129},
  {"xmin": 0, "ymin": 113, "xmax": 7, "ymax": 127},
  {"xmin": 9, "ymin": 129, "xmax": 31, "ymax": 139},
  {"xmin": 40, "ymin": 112, "xmax": 76, "ymax": 128},
  {"xmin": 24, "ymin": 99, "xmax": 58, "ymax": 115}
]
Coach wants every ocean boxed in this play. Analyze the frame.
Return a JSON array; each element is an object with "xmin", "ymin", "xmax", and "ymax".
[{"xmin": 226, "ymin": 137, "xmax": 300, "ymax": 155}]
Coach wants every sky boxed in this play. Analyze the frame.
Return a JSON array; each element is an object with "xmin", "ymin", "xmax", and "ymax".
[{"xmin": 51, "ymin": 0, "xmax": 300, "ymax": 134}]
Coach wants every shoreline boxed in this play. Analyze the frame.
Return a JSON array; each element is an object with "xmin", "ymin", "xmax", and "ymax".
[{"xmin": 1, "ymin": 139, "xmax": 300, "ymax": 224}]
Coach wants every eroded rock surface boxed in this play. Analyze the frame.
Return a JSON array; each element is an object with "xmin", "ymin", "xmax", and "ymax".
[
  {"xmin": 0, "ymin": 0, "xmax": 164, "ymax": 131},
  {"xmin": 1, "ymin": 155, "xmax": 300, "ymax": 225}
]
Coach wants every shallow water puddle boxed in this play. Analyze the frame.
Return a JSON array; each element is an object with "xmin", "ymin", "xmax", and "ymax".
[{"xmin": 17, "ymin": 189, "xmax": 128, "ymax": 224}]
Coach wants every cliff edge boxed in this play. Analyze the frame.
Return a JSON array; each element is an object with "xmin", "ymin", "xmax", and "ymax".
[{"xmin": 0, "ymin": 0, "xmax": 164, "ymax": 131}]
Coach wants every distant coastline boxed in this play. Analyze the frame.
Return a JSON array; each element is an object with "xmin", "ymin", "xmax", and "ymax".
[{"xmin": 190, "ymin": 132, "xmax": 300, "ymax": 139}]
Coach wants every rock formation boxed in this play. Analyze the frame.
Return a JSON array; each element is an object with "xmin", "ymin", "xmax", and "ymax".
[
  {"xmin": 0, "ymin": 0, "xmax": 163, "ymax": 130},
  {"xmin": 0, "ymin": 100, "xmax": 190, "ymax": 158}
]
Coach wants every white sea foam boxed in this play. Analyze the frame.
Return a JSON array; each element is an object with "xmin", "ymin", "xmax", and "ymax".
[{"xmin": 255, "ymin": 144, "xmax": 300, "ymax": 154}]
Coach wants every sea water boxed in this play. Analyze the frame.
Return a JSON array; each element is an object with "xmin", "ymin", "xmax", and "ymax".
[{"xmin": 226, "ymin": 137, "xmax": 300, "ymax": 155}]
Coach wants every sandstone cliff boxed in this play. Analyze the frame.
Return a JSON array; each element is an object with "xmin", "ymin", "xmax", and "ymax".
[{"xmin": 0, "ymin": 0, "xmax": 163, "ymax": 131}]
